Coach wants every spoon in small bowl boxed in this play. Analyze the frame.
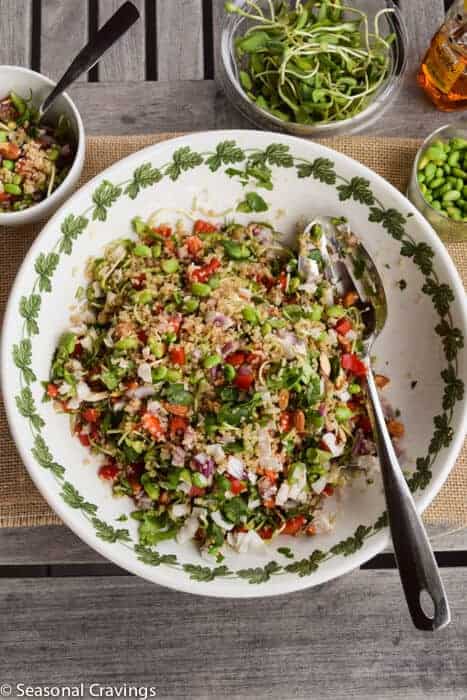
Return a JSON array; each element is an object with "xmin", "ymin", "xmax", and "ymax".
[
  {"xmin": 37, "ymin": 1, "xmax": 140, "ymax": 120},
  {"xmin": 301, "ymin": 216, "xmax": 450, "ymax": 631}
]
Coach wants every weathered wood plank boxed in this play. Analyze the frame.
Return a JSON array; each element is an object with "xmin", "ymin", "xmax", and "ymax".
[
  {"xmin": 98, "ymin": 0, "xmax": 146, "ymax": 81},
  {"xmin": 65, "ymin": 79, "xmax": 451, "ymax": 137},
  {"xmin": 1, "ymin": 523, "xmax": 465, "ymax": 565},
  {"xmin": 212, "ymin": 0, "xmax": 225, "ymax": 78},
  {"xmin": 40, "ymin": 0, "xmax": 88, "ymax": 81},
  {"xmin": 0, "ymin": 526, "xmax": 106, "ymax": 565},
  {"xmin": 156, "ymin": 0, "xmax": 204, "ymax": 80},
  {"xmin": 0, "ymin": 0, "xmax": 32, "ymax": 65},
  {"xmin": 1, "ymin": 569, "xmax": 466, "ymax": 697}
]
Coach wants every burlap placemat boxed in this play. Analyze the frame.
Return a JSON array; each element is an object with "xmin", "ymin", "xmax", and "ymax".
[{"xmin": 0, "ymin": 134, "xmax": 465, "ymax": 528}]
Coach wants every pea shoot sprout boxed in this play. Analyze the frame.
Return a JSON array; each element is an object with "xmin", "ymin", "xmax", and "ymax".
[{"xmin": 226, "ymin": 0, "xmax": 396, "ymax": 125}]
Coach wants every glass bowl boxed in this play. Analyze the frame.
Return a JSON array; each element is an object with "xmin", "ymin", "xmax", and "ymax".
[
  {"xmin": 219, "ymin": 0, "xmax": 408, "ymax": 138},
  {"xmin": 408, "ymin": 123, "xmax": 467, "ymax": 244}
]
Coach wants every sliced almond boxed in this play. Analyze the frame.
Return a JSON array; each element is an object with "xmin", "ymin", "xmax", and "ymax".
[
  {"xmin": 375, "ymin": 374, "xmax": 390, "ymax": 389},
  {"xmin": 335, "ymin": 372, "xmax": 345, "ymax": 390},
  {"xmin": 320, "ymin": 352, "xmax": 331, "ymax": 377},
  {"xmin": 293, "ymin": 410, "xmax": 305, "ymax": 433},
  {"xmin": 343, "ymin": 290, "xmax": 359, "ymax": 308},
  {"xmin": 278, "ymin": 388, "xmax": 289, "ymax": 410},
  {"xmin": 387, "ymin": 419, "xmax": 404, "ymax": 438}
]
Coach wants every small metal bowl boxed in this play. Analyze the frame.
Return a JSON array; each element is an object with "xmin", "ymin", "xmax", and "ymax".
[{"xmin": 408, "ymin": 123, "xmax": 467, "ymax": 244}]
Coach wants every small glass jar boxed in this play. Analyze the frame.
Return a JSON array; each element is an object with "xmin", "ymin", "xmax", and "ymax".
[
  {"xmin": 219, "ymin": 0, "xmax": 408, "ymax": 138},
  {"xmin": 408, "ymin": 123, "xmax": 467, "ymax": 243}
]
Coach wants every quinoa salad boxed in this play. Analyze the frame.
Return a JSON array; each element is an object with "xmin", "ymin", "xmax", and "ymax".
[
  {"xmin": 46, "ymin": 216, "xmax": 404, "ymax": 558},
  {"xmin": 0, "ymin": 91, "xmax": 75, "ymax": 212}
]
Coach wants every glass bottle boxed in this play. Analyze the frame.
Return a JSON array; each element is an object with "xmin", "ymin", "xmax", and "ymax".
[{"xmin": 417, "ymin": 0, "xmax": 467, "ymax": 111}]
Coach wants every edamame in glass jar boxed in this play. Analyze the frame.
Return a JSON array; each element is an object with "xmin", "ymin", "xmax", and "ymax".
[{"xmin": 408, "ymin": 123, "xmax": 467, "ymax": 243}]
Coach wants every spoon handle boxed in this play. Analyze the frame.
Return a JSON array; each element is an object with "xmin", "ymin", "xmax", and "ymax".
[
  {"xmin": 365, "ymin": 368, "xmax": 450, "ymax": 631},
  {"xmin": 40, "ymin": 1, "xmax": 140, "ymax": 116}
]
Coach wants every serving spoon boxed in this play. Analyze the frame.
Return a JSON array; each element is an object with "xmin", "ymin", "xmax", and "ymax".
[
  {"xmin": 302, "ymin": 216, "xmax": 450, "ymax": 631},
  {"xmin": 38, "ymin": 1, "xmax": 140, "ymax": 119}
]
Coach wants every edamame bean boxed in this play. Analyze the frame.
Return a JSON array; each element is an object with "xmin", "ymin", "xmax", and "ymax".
[
  {"xmin": 4, "ymin": 183, "xmax": 22, "ymax": 195},
  {"xmin": 447, "ymin": 206, "xmax": 462, "ymax": 220},
  {"xmin": 424, "ymin": 163, "xmax": 436, "ymax": 180},
  {"xmin": 242, "ymin": 306, "xmax": 259, "ymax": 324},
  {"xmin": 443, "ymin": 189, "xmax": 461, "ymax": 202},
  {"xmin": 452, "ymin": 167, "xmax": 466, "ymax": 178},
  {"xmin": 203, "ymin": 354, "xmax": 222, "ymax": 369},
  {"xmin": 152, "ymin": 366, "xmax": 167, "ymax": 381},
  {"xmin": 161, "ymin": 259, "xmax": 179, "ymax": 274},
  {"xmin": 448, "ymin": 151, "xmax": 460, "ymax": 167},
  {"xmin": 428, "ymin": 177, "xmax": 443, "ymax": 189},
  {"xmin": 191, "ymin": 282, "xmax": 211, "ymax": 297},
  {"xmin": 431, "ymin": 200, "xmax": 442, "ymax": 210},
  {"xmin": 435, "ymin": 167, "xmax": 444, "ymax": 178},
  {"xmin": 134, "ymin": 244, "xmax": 152, "ymax": 257}
]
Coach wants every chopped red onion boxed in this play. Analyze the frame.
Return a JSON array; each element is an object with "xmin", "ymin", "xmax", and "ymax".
[{"xmin": 193, "ymin": 453, "xmax": 215, "ymax": 478}]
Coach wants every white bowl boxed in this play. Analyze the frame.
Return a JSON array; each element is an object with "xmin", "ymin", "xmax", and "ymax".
[
  {"xmin": 0, "ymin": 66, "xmax": 85, "ymax": 226},
  {"xmin": 2, "ymin": 130, "xmax": 466, "ymax": 597}
]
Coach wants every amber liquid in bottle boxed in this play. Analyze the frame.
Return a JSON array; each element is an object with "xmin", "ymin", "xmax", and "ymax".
[{"xmin": 417, "ymin": 0, "xmax": 467, "ymax": 111}]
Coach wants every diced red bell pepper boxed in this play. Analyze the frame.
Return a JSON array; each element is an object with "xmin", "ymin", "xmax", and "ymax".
[
  {"xmin": 234, "ymin": 365, "xmax": 255, "ymax": 391},
  {"xmin": 99, "ymin": 463, "xmax": 119, "ymax": 480},
  {"xmin": 341, "ymin": 353, "xmax": 367, "ymax": 377},
  {"xmin": 0, "ymin": 192, "xmax": 12, "ymax": 202},
  {"xmin": 47, "ymin": 383, "xmax": 59, "ymax": 398},
  {"xmin": 186, "ymin": 235, "xmax": 203, "ymax": 256},
  {"xmin": 82, "ymin": 408, "xmax": 99, "ymax": 424},
  {"xmin": 141, "ymin": 413, "xmax": 165, "ymax": 439},
  {"xmin": 169, "ymin": 415, "xmax": 188, "ymax": 438},
  {"xmin": 227, "ymin": 476, "xmax": 248, "ymax": 495},
  {"xmin": 152, "ymin": 224, "xmax": 172, "ymax": 238},
  {"xmin": 168, "ymin": 315, "xmax": 182, "ymax": 334},
  {"xmin": 169, "ymin": 346, "xmax": 186, "ymax": 366},
  {"xmin": 225, "ymin": 351, "xmax": 246, "ymax": 368},
  {"xmin": 335, "ymin": 318, "xmax": 352, "ymax": 336},
  {"xmin": 189, "ymin": 486, "xmax": 206, "ymax": 498},
  {"xmin": 323, "ymin": 485, "xmax": 334, "ymax": 497},
  {"xmin": 191, "ymin": 258, "xmax": 220, "ymax": 283},
  {"xmin": 259, "ymin": 526, "xmax": 274, "ymax": 540},
  {"xmin": 193, "ymin": 219, "xmax": 218, "ymax": 234},
  {"xmin": 278, "ymin": 270, "xmax": 288, "ymax": 291},
  {"xmin": 282, "ymin": 515, "xmax": 306, "ymax": 536},
  {"xmin": 78, "ymin": 433, "xmax": 91, "ymax": 447}
]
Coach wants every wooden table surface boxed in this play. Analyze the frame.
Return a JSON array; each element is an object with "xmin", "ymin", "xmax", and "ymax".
[{"xmin": 1, "ymin": 1, "xmax": 466, "ymax": 698}]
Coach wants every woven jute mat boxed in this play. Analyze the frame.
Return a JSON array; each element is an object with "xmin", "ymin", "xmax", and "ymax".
[{"xmin": 0, "ymin": 133, "xmax": 465, "ymax": 528}]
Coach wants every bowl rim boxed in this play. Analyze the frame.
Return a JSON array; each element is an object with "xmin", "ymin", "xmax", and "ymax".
[
  {"xmin": 2, "ymin": 129, "xmax": 467, "ymax": 597},
  {"xmin": 412, "ymin": 122, "xmax": 467, "ymax": 226},
  {"xmin": 0, "ymin": 65, "xmax": 85, "ymax": 223},
  {"xmin": 219, "ymin": 1, "xmax": 409, "ymax": 135}
]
